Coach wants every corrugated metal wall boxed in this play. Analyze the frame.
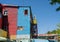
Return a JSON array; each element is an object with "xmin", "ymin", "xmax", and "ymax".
[{"xmin": 2, "ymin": 6, "xmax": 18, "ymax": 40}]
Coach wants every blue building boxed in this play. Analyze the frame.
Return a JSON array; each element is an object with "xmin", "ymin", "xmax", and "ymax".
[
  {"xmin": 16, "ymin": 6, "xmax": 31, "ymax": 42},
  {"xmin": 16, "ymin": 6, "xmax": 38, "ymax": 42},
  {"xmin": 0, "ymin": 4, "xmax": 38, "ymax": 42}
]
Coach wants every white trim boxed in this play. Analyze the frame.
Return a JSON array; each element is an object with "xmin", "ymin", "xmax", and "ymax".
[{"xmin": 16, "ymin": 35, "xmax": 30, "ymax": 39}]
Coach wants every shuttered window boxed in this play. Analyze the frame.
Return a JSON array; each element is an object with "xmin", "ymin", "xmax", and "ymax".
[{"xmin": 24, "ymin": 9, "xmax": 28, "ymax": 15}]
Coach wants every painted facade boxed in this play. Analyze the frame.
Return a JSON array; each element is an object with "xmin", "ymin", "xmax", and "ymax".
[
  {"xmin": 0, "ymin": 29, "xmax": 7, "ymax": 38},
  {"xmin": 0, "ymin": 4, "xmax": 18, "ymax": 40},
  {"xmin": 16, "ymin": 7, "xmax": 31, "ymax": 42},
  {"xmin": 0, "ymin": 4, "xmax": 38, "ymax": 42}
]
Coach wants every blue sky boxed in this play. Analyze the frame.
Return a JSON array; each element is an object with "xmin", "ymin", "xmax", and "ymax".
[{"xmin": 0, "ymin": 0, "xmax": 60, "ymax": 34}]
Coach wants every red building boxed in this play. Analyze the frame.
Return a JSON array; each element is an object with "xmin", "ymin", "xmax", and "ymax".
[{"xmin": 0, "ymin": 4, "xmax": 18, "ymax": 40}]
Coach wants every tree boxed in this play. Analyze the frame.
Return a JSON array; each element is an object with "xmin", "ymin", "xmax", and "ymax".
[
  {"xmin": 51, "ymin": 30, "xmax": 57, "ymax": 34},
  {"xmin": 47, "ymin": 31, "xmax": 51, "ymax": 34},
  {"xmin": 47, "ymin": 30, "xmax": 56, "ymax": 34},
  {"xmin": 50, "ymin": 0, "xmax": 60, "ymax": 11},
  {"xmin": 47, "ymin": 23, "xmax": 60, "ymax": 34},
  {"xmin": 56, "ymin": 28, "xmax": 60, "ymax": 34},
  {"xmin": 57, "ymin": 23, "xmax": 60, "ymax": 28}
]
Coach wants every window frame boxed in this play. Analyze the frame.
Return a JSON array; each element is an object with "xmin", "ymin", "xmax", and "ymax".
[{"xmin": 24, "ymin": 9, "xmax": 28, "ymax": 15}]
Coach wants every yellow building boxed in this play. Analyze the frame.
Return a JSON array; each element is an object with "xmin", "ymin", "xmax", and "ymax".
[
  {"xmin": 0, "ymin": 29, "xmax": 7, "ymax": 38},
  {"xmin": 33, "ymin": 16, "xmax": 37, "ymax": 24}
]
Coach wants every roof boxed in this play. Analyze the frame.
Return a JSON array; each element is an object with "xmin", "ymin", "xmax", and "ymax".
[
  {"xmin": 0, "ymin": 4, "xmax": 32, "ymax": 8},
  {"xmin": 38, "ymin": 34, "xmax": 58, "ymax": 36},
  {"xmin": 0, "ymin": 4, "xmax": 19, "ymax": 8}
]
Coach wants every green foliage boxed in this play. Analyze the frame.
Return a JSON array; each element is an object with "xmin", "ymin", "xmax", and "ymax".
[
  {"xmin": 47, "ymin": 31, "xmax": 51, "ymax": 34},
  {"xmin": 50, "ymin": 0, "xmax": 60, "ymax": 4},
  {"xmin": 51, "ymin": 30, "xmax": 57, "ymax": 34},
  {"xmin": 56, "ymin": 7, "xmax": 60, "ymax": 11},
  {"xmin": 47, "ymin": 23, "xmax": 60, "ymax": 34},
  {"xmin": 56, "ymin": 28, "xmax": 60, "ymax": 34},
  {"xmin": 47, "ymin": 30, "xmax": 56, "ymax": 34},
  {"xmin": 50, "ymin": 0, "xmax": 60, "ymax": 11}
]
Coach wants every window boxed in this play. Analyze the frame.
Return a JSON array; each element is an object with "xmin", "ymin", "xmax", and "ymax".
[
  {"xmin": 18, "ymin": 26, "xmax": 24, "ymax": 30},
  {"xmin": 4, "ymin": 10, "xmax": 8, "ymax": 16},
  {"xmin": 24, "ymin": 9, "xmax": 28, "ymax": 15}
]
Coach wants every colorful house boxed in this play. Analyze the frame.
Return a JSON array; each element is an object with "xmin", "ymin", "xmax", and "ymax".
[
  {"xmin": 31, "ymin": 16, "xmax": 38, "ymax": 38},
  {"xmin": 0, "ymin": 29, "xmax": 7, "ymax": 38},
  {"xmin": 0, "ymin": 4, "xmax": 18, "ymax": 40},
  {"xmin": 0, "ymin": 4, "xmax": 38, "ymax": 42},
  {"xmin": 16, "ymin": 6, "xmax": 31, "ymax": 42},
  {"xmin": 16, "ymin": 6, "xmax": 38, "ymax": 42}
]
